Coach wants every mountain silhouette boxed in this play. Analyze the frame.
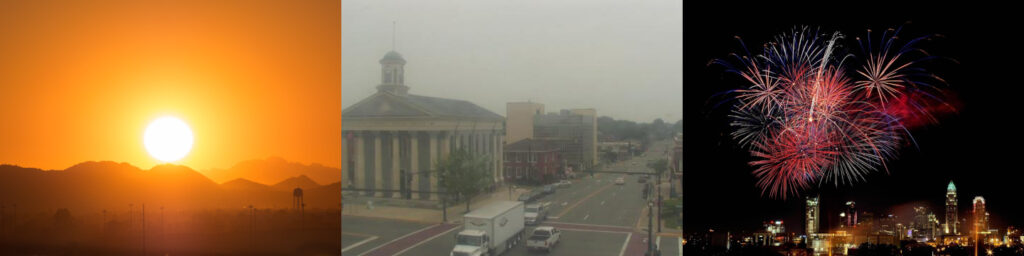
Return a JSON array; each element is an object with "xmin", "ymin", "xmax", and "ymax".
[
  {"xmin": 271, "ymin": 175, "xmax": 320, "ymax": 191},
  {"xmin": 203, "ymin": 156, "xmax": 339, "ymax": 186},
  {"xmin": 0, "ymin": 160, "xmax": 340, "ymax": 212},
  {"xmin": 221, "ymin": 178, "xmax": 273, "ymax": 191}
]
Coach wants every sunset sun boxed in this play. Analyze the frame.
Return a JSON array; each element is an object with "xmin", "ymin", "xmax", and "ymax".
[{"xmin": 144, "ymin": 116, "xmax": 194, "ymax": 162}]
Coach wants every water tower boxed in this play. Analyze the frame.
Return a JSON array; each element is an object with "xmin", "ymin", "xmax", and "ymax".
[{"xmin": 293, "ymin": 187, "xmax": 304, "ymax": 212}]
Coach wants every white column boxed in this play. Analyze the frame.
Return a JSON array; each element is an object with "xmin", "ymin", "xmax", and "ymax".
[
  {"xmin": 441, "ymin": 132, "xmax": 452, "ymax": 158},
  {"xmin": 456, "ymin": 134, "xmax": 464, "ymax": 151},
  {"xmin": 355, "ymin": 132, "xmax": 365, "ymax": 194},
  {"xmin": 374, "ymin": 132, "xmax": 383, "ymax": 197},
  {"xmin": 429, "ymin": 131, "xmax": 439, "ymax": 200},
  {"xmin": 493, "ymin": 133, "xmax": 500, "ymax": 184},
  {"xmin": 392, "ymin": 132, "xmax": 402, "ymax": 198},
  {"xmin": 498, "ymin": 135, "xmax": 505, "ymax": 183},
  {"xmin": 410, "ymin": 132, "xmax": 420, "ymax": 199}
]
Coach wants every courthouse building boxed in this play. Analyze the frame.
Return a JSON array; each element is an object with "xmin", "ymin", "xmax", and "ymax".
[{"xmin": 342, "ymin": 51, "xmax": 505, "ymax": 200}]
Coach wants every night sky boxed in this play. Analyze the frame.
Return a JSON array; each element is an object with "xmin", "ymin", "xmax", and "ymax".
[{"xmin": 683, "ymin": 3, "xmax": 1021, "ymax": 234}]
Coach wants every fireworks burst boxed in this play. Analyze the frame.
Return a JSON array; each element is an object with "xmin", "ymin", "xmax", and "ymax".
[{"xmin": 712, "ymin": 26, "xmax": 951, "ymax": 199}]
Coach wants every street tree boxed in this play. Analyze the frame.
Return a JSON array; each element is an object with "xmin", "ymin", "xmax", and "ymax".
[
  {"xmin": 434, "ymin": 148, "xmax": 494, "ymax": 213},
  {"xmin": 647, "ymin": 158, "xmax": 668, "ymax": 177}
]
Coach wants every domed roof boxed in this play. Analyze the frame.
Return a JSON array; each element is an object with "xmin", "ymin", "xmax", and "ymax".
[{"xmin": 380, "ymin": 51, "xmax": 406, "ymax": 64}]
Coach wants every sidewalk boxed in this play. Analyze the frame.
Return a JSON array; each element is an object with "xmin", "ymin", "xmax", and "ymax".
[
  {"xmin": 342, "ymin": 183, "xmax": 532, "ymax": 224},
  {"xmin": 634, "ymin": 179, "xmax": 682, "ymax": 237}
]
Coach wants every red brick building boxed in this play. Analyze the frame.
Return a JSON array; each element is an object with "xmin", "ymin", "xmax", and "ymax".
[{"xmin": 503, "ymin": 138, "xmax": 562, "ymax": 184}]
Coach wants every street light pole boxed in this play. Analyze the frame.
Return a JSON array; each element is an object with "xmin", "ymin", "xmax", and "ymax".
[
  {"xmin": 648, "ymin": 201, "xmax": 655, "ymax": 255},
  {"xmin": 657, "ymin": 169, "xmax": 662, "ymax": 233},
  {"xmin": 441, "ymin": 171, "xmax": 447, "ymax": 223},
  {"xmin": 142, "ymin": 204, "xmax": 146, "ymax": 256}
]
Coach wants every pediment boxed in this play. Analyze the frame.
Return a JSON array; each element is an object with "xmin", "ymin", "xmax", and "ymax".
[{"xmin": 342, "ymin": 93, "xmax": 431, "ymax": 118}]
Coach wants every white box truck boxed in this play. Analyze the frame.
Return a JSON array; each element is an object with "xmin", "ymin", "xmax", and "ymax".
[{"xmin": 451, "ymin": 201, "xmax": 525, "ymax": 256}]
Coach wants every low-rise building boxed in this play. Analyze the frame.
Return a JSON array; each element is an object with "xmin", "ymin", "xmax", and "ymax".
[{"xmin": 503, "ymin": 138, "xmax": 563, "ymax": 184}]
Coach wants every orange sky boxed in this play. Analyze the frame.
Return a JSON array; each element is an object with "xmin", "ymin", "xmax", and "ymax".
[{"xmin": 0, "ymin": 0, "xmax": 340, "ymax": 171}]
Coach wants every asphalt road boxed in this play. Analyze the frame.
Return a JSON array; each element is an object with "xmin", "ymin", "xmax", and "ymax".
[
  {"xmin": 343, "ymin": 140, "xmax": 682, "ymax": 256},
  {"xmin": 341, "ymin": 216, "xmax": 431, "ymax": 255},
  {"xmin": 398, "ymin": 227, "xmax": 630, "ymax": 256}
]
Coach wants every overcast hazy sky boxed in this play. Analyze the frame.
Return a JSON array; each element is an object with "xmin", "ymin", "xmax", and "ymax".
[{"xmin": 342, "ymin": 0, "xmax": 681, "ymax": 123}]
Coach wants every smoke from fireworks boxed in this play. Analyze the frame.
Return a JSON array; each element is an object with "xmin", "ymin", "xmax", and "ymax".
[{"xmin": 712, "ymin": 26, "xmax": 953, "ymax": 199}]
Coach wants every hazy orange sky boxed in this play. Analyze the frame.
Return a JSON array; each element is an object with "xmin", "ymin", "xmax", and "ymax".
[{"xmin": 0, "ymin": 0, "xmax": 340, "ymax": 170}]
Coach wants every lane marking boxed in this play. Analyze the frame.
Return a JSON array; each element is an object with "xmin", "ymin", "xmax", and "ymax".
[
  {"xmin": 343, "ymin": 236, "xmax": 379, "ymax": 252},
  {"xmin": 344, "ymin": 214, "xmax": 437, "ymax": 225},
  {"xmin": 618, "ymin": 232, "xmax": 632, "ymax": 256},
  {"xmin": 357, "ymin": 224, "xmax": 439, "ymax": 256},
  {"xmin": 558, "ymin": 227, "xmax": 630, "ymax": 234},
  {"xmin": 342, "ymin": 231, "xmax": 376, "ymax": 237},
  {"xmin": 556, "ymin": 182, "xmax": 615, "ymax": 218},
  {"xmin": 394, "ymin": 224, "xmax": 461, "ymax": 256},
  {"xmin": 545, "ymin": 221, "xmax": 632, "ymax": 230},
  {"xmin": 583, "ymin": 214, "xmax": 590, "ymax": 220}
]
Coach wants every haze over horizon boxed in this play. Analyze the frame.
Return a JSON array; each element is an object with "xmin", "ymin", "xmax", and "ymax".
[{"xmin": 341, "ymin": 0, "xmax": 682, "ymax": 123}]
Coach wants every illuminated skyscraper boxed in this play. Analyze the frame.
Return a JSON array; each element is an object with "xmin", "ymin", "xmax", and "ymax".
[
  {"xmin": 946, "ymin": 181, "xmax": 959, "ymax": 235},
  {"xmin": 765, "ymin": 220, "xmax": 785, "ymax": 235},
  {"xmin": 927, "ymin": 213, "xmax": 941, "ymax": 239},
  {"xmin": 974, "ymin": 196, "xmax": 989, "ymax": 235},
  {"xmin": 843, "ymin": 201, "xmax": 857, "ymax": 228},
  {"xmin": 806, "ymin": 195, "xmax": 819, "ymax": 236}
]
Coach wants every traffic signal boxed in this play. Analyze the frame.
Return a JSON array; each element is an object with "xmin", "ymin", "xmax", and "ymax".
[
  {"xmin": 405, "ymin": 171, "xmax": 413, "ymax": 199},
  {"xmin": 399, "ymin": 169, "xmax": 409, "ymax": 199}
]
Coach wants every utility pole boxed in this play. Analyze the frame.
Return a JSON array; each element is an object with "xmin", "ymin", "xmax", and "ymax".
[
  {"xmin": 248, "ymin": 205, "xmax": 255, "ymax": 251},
  {"xmin": 648, "ymin": 200, "xmax": 655, "ymax": 256},
  {"xmin": 160, "ymin": 206, "xmax": 164, "ymax": 255},
  {"xmin": 657, "ymin": 165, "xmax": 663, "ymax": 233},
  {"xmin": 102, "ymin": 209, "xmax": 107, "ymax": 235},
  {"xmin": 129, "ymin": 202, "xmax": 134, "ymax": 252},
  {"xmin": 142, "ymin": 204, "xmax": 146, "ymax": 256},
  {"xmin": 440, "ymin": 171, "xmax": 447, "ymax": 223}
]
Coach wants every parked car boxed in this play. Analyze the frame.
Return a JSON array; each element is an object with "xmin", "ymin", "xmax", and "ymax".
[
  {"xmin": 542, "ymin": 185, "xmax": 556, "ymax": 194},
  {"xmin": 526, "ymin": 226, "xmax": 561, "ymax": 252},
  {"xmin": 524, "ymin": 202, "xmax": 550, "ymax": 225},
  {"xmin": 518, "ymin": 190, "xmax": 541, "ymax": 202},
  {"xmin": 556, "ymin": 179, "xmax": 572, "ymax": 187},
  {"xmin": 615, "ymin": 177, "xmax": 625, "ymax": 185}
]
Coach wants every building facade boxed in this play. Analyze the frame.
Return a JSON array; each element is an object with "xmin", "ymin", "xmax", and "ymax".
[
  {"xmin": 342, "ymin": 51, "xmax": 505, "ymax": 200},
  {"xmin": 946, "ymin": 181, "xmax": 959, "ymax": 235},
  {"xmin": 506, "ymin": 102, "xmax": 545, "ymax": 145},
  {"xmin": 974, "ymin": 196, "xmax": 989, "ymax": 236},
  {"xmin": 842, "ymin": 201, "xmax": 858, "ymax": 228},
  {"xmin": 503, "ymin": 138, "xmax": 562, "ymax": 184},
  {"xmin": 534, "ymin": 110, "xmax": 597, "ymax": 172},
  {"xmin": 806, "ymin": 195, "xmax": 819, "ymax": 236}
]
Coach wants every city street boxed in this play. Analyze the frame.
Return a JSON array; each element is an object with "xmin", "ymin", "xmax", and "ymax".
[{"xmin": 342, "ymin": 141, "xmax": 682, "ymax": 256}]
